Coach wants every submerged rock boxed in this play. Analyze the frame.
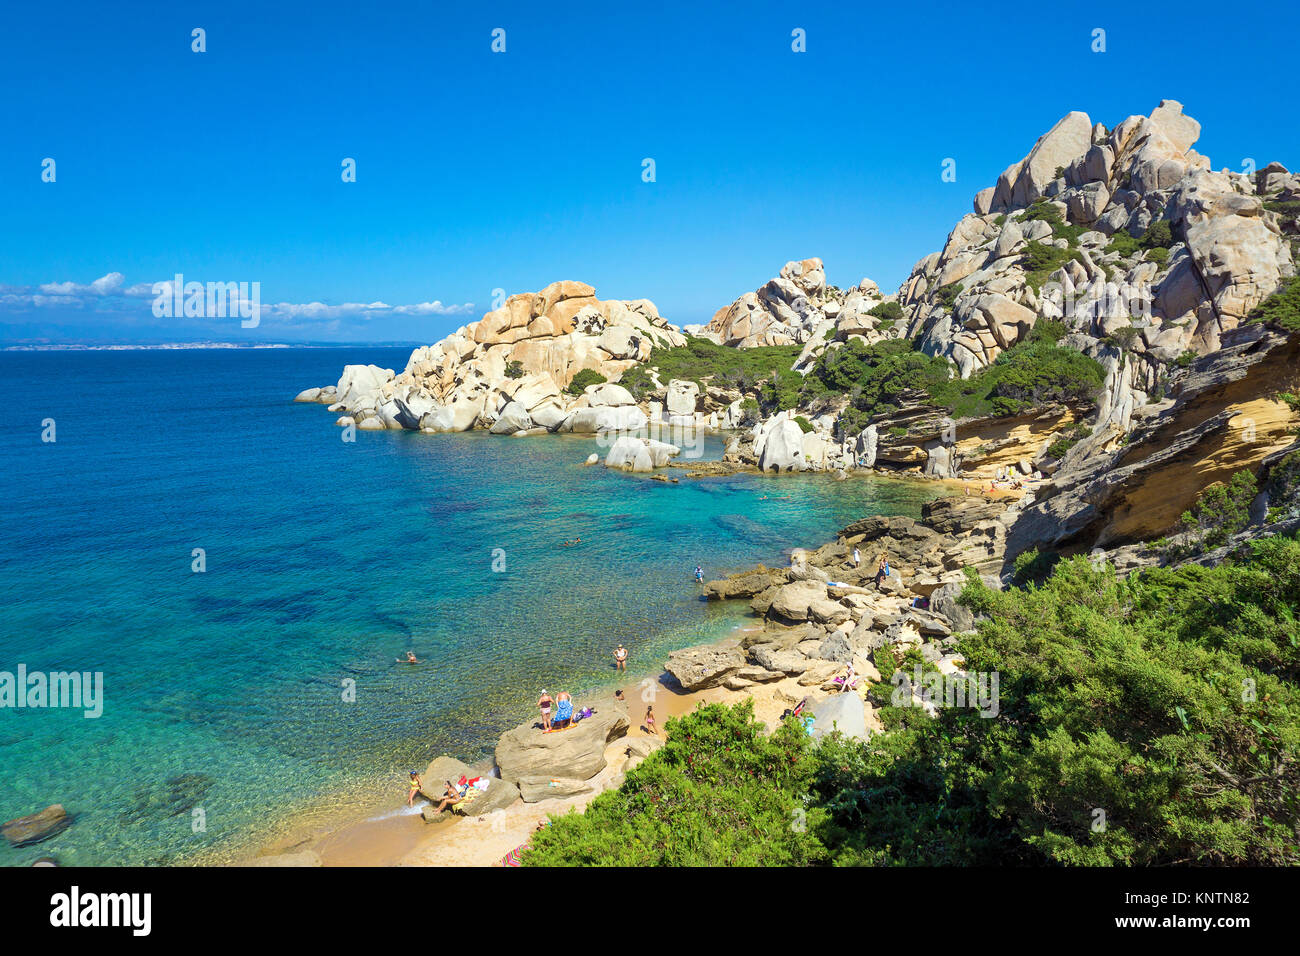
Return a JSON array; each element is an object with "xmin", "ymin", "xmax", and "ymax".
[{"xmin": 3, "ymin": 805, "xmax": 71, "ymax": 847}]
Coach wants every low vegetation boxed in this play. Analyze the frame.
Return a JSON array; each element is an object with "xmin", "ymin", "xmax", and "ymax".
[
  {"xmin": 1247, "ymin": 275, "xmax": 1300, "ymax": 331},
  {"xmin": 928, "ymin": 340, "xmax": 1106, "ymax": 419},
  {"xmin": 526, "ymin": 537, "xmax": 1300, "ymax": 865},
  {"xmin": 638, "ymin": 335, "xmax": 804, "ymax": 392},
  {"xmin": 565, "ymin": 368, "xmax": 607, "ymax": 395}
]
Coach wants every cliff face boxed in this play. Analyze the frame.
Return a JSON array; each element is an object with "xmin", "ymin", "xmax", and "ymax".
[
  {"xmin": 899, "ymin": 100, "xmax": 1297, "ymax": 421},
  {"xmin": 1005, "ymin": 325, "xmax": 1300, "ymax": 556}
]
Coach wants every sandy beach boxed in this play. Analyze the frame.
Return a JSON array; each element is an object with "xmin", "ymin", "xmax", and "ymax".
[{"xmin": 229, "ymin": 628, "xmax": 882, "ymax": 868}]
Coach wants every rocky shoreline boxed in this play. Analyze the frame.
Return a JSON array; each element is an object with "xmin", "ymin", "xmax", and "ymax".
[{"xmin": 237, "ymin": 487, "xmax": 1014, "ymax": 867}]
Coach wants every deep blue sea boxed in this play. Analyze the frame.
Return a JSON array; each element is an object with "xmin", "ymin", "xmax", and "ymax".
[{"xmin": 0, "ymin": 347, "xmax": 939, "ymax": 865}]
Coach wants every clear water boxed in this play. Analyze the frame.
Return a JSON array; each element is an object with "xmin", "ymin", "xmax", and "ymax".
[{"xmin": 0, "ymin": 347, "xmax": 941, "ymax": 865}]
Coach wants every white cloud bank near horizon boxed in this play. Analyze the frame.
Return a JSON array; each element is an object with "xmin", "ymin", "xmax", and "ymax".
[{"xmin": 0, "ymin": 272, "xmax": 477, "ymax": 329}]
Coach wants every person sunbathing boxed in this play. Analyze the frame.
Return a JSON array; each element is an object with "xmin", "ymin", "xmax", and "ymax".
[{"xmin": 431, "ymin": 780, "xmax": 468, "ymax": 814}]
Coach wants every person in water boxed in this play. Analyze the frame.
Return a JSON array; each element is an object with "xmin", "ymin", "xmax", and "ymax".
[
  {"xmin": 614, "ymin": 644, "xmax": 628, "ymax": 672},
  {"xmin": 399, "ymin": 651, "xmax": 419, "ymax": 664},
  {"xmin": 538, "ymin": 689, "xmax": 553, "ymax": 732},
  {"xmin": 407, "ymin": 770, "xmax": 423, "ymax": 806},
  {"xmin": 694, "ymin": 565, "xmax": 704, "ymax": 583}
]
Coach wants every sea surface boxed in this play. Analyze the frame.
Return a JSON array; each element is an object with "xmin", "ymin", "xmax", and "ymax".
[{"xmin": 0, "ymin": 347, "xmax": 941, "ymax": 865}]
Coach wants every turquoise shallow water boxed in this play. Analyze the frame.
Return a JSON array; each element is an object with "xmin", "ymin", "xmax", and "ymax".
[{"xmin": 0, "ymin": 347, "xmax": 940, "ymax": 865}]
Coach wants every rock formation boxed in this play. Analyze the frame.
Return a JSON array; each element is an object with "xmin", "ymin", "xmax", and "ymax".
[
  {"xmin": 903, "ymin": 100, "xmax": 1295, "ymax": 387},
  {"xmin": 305, "ymin": 281, "xmax": 686, "ymax": 434},
  {"xmin": 704, "ymin": 259, "xmax": 891, "ymax": 351}
]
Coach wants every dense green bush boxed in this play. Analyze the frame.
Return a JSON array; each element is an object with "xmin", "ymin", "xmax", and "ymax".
[
  {"xmin": 615, "ymin": 364, "xmax": 655, "ymax": 400},
  {"xmin": 934, "ymin": 282, "xmax": 964, "ymax": 309},
  {"xmin": 868, "ymin": 300, "xmax": 904, "ymax": 324},
  {"xmin": 805, "ymin": 338, "xmax": 952, "ymax": 433},
  {"xmin": 640, "ymin": 335, "xmax": 803, "ymax": 390},
  {"xmin": 1021, "ymin": 241, "xmax": 1086, "ymax": 291},
  {"xmin": 504, "ymin": 359, "xmax": 525, "ymax": 380},
  {"xmin": 760, "ymin": 367, "xmax": 808, "ymax": 412},
  {"xmin": 527, "ymin": 538, "xmax": 1300, "ymax": 866},
  {"xmin": 1023, "ymin": 198, "xmax": 1088, "ymax": 244},
  {"xmin": 1247, "ymin": 276, "xmax": 1300, "ymax": 331},
  {"xmin": 1105, "ymin": 219, "xmax": 1175, "ymax": 259},
  {"xmin": 1178, "ymin": 469, "xmax": 1259, "ymax": 550},
  {"xmin": 1046, "ymin": 421, "xmax": 1091, "ymax": 459},
  {"xmin": 522, "ymin": 700, "xmax": 826, "ymax": 866},
  {"xmin": 566, "ymin": 368, "xmax": 607, "ymax": 395},
  {"xmin": 929, "ymin": 341, "xmax": 1105, "ymax": 418}
]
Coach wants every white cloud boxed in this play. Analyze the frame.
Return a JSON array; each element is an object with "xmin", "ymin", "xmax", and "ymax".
[{"xmin": 0, "ymin": 274, "xmax": 476, "ymax": 324}]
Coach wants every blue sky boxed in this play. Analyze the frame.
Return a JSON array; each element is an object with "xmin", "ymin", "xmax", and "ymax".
[{"xmin": 2, "ymin": 0, "xmax": 1297, "ymax": 344}]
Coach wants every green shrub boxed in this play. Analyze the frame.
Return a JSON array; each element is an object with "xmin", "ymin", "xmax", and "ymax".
[
  {"xmin": 522, "ymin": 701, "xmax": 826, "ymax": 866},
  {"xmin": 868, "ymin": 300, "xmax": 904, "ymax": 324},
  {"xmin": 1104, "ymin": 325, "xmax": 1142, "ymax": 351},
  {"xmin": 566, "ymin": 368, "xmax": 607, "ymax": 395},
  {"xmin": 928, "ymin": 341, "xmax": 1105, "ymax": 418},
  {"xmin": 1179, "ymin": 469, "xmax": 1258, "ymax": 550},
  {"xmin": 934, "ymin": 282, "xmax": 963, "ymax": 309},
  {"xmin": 1145, "ymin": 246, "xmax": 1169, "ymax": 266},
  {"xmin": 793, "ymin": 415, "xmax": 815, "ymax": 433},
  {"xmin": 1046, "ymin": 422, "xmax": 1090, "ymax": 459},
  {"xmin": 616, "ymin": 365, "xmax": 655, "ymax": 400},
  {"xmin": 1021, "ymin": 241, "xmax": 1086, "ymax": 291},
  {"xmin": 641, "ymin": 335, "xmax": 803, "ymax": 390},
  {"xmin": 1012, "ymin": 546, "xmax": 1059, "ymax": 586},
  {"xmin": 1106, "ymin": 220, "xmax": 1174, "ymax": 259},
  {"xmin": 806, "ymin": 338, "xmax": 952, "ymax": 429},
  {"xmin": 1027, "ymin": 318, "xmax": 1069, "ymax": 344},
  {"xmin": 504, "ymin": 360, "xmax": 525, "ymax": 380},
  {"xmin": 1247, "ymin": 276, "xmax": 1300, "ymax": 331},
  {"xmin": 1176, "ymin": 348, "xmax": 1199, "ymax": 368}
]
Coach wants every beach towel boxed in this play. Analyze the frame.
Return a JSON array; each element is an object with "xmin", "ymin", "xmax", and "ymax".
[{"xmin": 501, "ymin": 842, "xmax": 530, "ymax": 866}]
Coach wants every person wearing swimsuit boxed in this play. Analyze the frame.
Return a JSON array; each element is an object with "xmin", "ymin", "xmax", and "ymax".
[
  {"xmin": 614, "ymin": 645, "xmax": 627, "ymax": 672},
  {"xmin": 538, "ymin": 690, "xmax": 553, "ymax": 732},
  {"xmin": 406, "ymin": 770, "xmax": 423, "ymax": 806}
]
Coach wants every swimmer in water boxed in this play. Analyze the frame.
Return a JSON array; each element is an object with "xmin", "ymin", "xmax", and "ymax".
[
  {"xmin": 398, "ymin": 651, "xmax": 419, "ymax": 664},
  {"xmin": 694, "ymin": 565, "xmax": 704, "ymax": 583}
]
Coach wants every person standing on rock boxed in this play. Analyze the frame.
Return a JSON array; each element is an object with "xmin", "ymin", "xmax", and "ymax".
[
  {"xmin": 614, "ymin": 644, "xmax": 628, "ymax": 672},
  {"xmin": 852, "ymin": 547, "xmax": 861, "ymax": 569},
  {"xmin": 538, "ymin": 690, "xmax": 554, "ymax": 733}
]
